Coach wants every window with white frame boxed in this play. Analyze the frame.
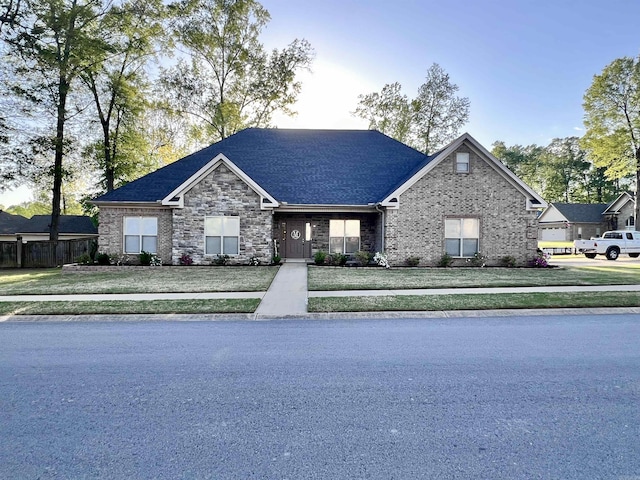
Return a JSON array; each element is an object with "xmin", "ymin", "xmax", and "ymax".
[
  {"xmin": 456, "ymin": 152, "xmax": 470, "ymax": 173},
  {"xmin": 205, "ymin": 216, "xmax": 240, "ymax": 255},
  {"xmin": 445, "ymin": 218, "xmax": 479, "ymax": 257},
  {"xmin": 124, "ymin": 217, "xmax": 158, "ymax": 254},
  {"xmin": 329, "ymin": 219, "xmax": 360, "ymax": 254}
]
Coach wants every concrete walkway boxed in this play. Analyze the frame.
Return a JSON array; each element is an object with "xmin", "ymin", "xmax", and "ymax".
[{"xmin": 254, "ymin": 259, "xmax": 308, "ymax": 317}]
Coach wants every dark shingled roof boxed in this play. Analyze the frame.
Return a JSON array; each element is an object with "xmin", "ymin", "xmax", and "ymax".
[
  {"xmin": 0, "ymin": 211, "xmax": 97, "ymax": 235},
  {"xmin": 552, "ymin": 203, "xmax": 609, "ymax": 223},
  {"xmin": 94, "ymin": 128, "xmax": 435, "ymax": 205}
]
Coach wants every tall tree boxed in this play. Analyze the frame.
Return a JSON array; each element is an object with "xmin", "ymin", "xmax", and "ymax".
[
  {"xmin": 354, "ymin": 63, "xmax": 470, "ymax": 154},
  {"xmin": 81, "ymin": 0, "xmax": 165, "ymax": 191},
  {"xmin": 582, "ymin": 56, "xmax": 640, "ymax": 225},
  {"xmin": 491, "ymin": 141, "xmax": 545, "ymax": 194},
  {"xmin": 3, "ymin": 0, "xmax": 110, "ymax": 240},
  {"xmin": 159, "ymin": 0, "xmax": 313, "ymax": 144},
  {"xmin": 539, "ymin": 137, "xmax": 590, "ymax": 203}
]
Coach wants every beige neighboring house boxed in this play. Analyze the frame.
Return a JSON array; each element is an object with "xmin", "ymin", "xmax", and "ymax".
[
  {"xmin": 93, "ymin": 128, "xmax": 547, "ymax": 266},
  {"xmin": 602, "ymin": 192, "xmax": 636, "ymax": 231},
  {"xmin": 0, "ymin": 211, "xmax": 98, "ymax": 242}
]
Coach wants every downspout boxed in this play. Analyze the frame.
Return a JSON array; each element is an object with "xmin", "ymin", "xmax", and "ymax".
[{"xmin": 375, "ymin": 203, "xmax": 385, "ymax": 252}]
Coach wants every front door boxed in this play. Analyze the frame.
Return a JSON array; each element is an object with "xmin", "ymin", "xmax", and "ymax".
[{"xmin": 284, "ymin": 220, "xmax": 307, "ymax": 258}]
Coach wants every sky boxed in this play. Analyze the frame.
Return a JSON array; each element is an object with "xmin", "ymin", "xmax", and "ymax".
[{"xmin": 2, "ymin": 0, "xmax": 640, "ymax": 207}]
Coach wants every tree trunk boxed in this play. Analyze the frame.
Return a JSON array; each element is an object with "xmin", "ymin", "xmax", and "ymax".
[
  {"xmin": 50, "ymin": 78, "xmax": 68, "ymax": 242},
  {"xmin": 635, "ymin": 147, "xmax": 640, "ymax": 230}
]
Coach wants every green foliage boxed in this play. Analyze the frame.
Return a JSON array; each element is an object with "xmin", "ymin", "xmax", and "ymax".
[
  {"xmin": 214, "ymin": 254, "xmax": 230, "ymax": 266},
  {"xmin": 354, "ymin": 63, "xmax": 470, "ymax": 154},
  {"xmin": 437, "ymin": 253, "xmax": 453, "ymax": 267},
  {"xmin": 139, "ymin": 251, "xmax": 153, "ymax": 266},
  {"xmin": 271, "ymin": 254, "xmax": 281, "ymax": 265},
  {"xmin": 328, "ymin": 252, "xmax": 347, "ymax": 266},
  {"xmin": 405, "ymin": 256, "xmax": 420, "ymax": 267},
  {"xmin": 469, "ymin": 252, "xmax": 486, "ymax": 267},
  {"xmin": 313, "ymin": 250, "xmax": 326, "ymax": 265},
  {"xmin": 75, "ymin": 253, "xmax": 93, "ymax": 264},
  {"xmin": 96, "ymin": 252, "xmax": 111, "ymax": 265},
  {"xmin": 500, "ymin": 255, "xmax": 517, "ymax": 268},
  {"xmin": 355, "ymin": 250, "xmax": 372, "ymax": 266},
  {"xmin": 160, "ymin": 0, "xmax": 314, "ymax": 143}
]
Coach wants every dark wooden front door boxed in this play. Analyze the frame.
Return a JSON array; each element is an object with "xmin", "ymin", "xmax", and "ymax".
[{"xmin": 284, "ymin": 220, "xmax": 307, "ymax": 258}]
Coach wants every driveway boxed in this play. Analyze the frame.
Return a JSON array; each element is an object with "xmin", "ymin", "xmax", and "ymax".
[{"xmin": 550, "ymin": 253, "xmax": 640, "ymax": 268}]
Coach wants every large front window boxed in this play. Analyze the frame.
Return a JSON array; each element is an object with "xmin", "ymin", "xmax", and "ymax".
[
  {"xmin": 205, "ymin": 216, "xmax": 240, "ymax": 255},
  {"xmin": 124, "ymin": 217, "xmax": 157, "ymax": 253},
  {"xmin": 445, "ymin": 218, "xmax": 479, "ymax": 257},
  {"xmin": 329, "ymin": 219, "xmax": 360, "ymax": 254}
]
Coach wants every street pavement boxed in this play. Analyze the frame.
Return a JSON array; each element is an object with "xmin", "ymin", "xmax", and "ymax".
[{"xmin": 1, "ymin": 314, "xmax": 639, "ymax": 479}]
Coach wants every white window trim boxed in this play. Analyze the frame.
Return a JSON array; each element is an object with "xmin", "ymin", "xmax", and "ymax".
[
  {"xmin": 329, "ymin": 219, "xmax": 361, "ymax": 255},
  {"xmin": 123, "ymin": 216, "xmax": 158, "ymax": 254},
  {"xmin": 445, "ymin": 217, "xmax": 479, "ymax": 258},
  {"xmin": 204, "ymin": 215, "xmax": 240, "ymax": 256}
]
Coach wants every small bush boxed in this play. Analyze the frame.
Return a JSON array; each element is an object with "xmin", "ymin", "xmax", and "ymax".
[
  {"xmin": 96, "ymin": 252, "xmax": 111, "ymax": 265},
  {"xmin": 314, "ymin": 250, "xmax": 326, "ymax": 265},
  {"xmin": 500, "ymin": 255, "xmax": 517, "ymax": 268},
  {"xmin": 329, "ymin": 252, "xmax": 347, "ymax": 266},
  {"xmin": 528, "ymin": 251, "xmax": 550, "ymax": 268},
  {"xmin": 355, "ymin": 250, "xmax": 373, "ymax": 266},
  {"xmin": 271, "ymin": 255, "xmax": 281, "ymax": 265},
  {"xmin": 438, "ymin": 253, "xmax": 453, "ymax": 267},
  {"xmin": 179, "ymin": 253, "xmax": 194, "ymax": 266},
  {"xmin": 214, "ymin": 254, "xmax": 230, "ymax": 266},
  {"xmin": 469, "ymin": 252, "xmax": 486, "ymax": 267},
  {"xmin": 374, "ymin": 251, "xmax": 390, "ymax": 269},
  {"xmin": 76, "ymin": 253, "xmax": 92, "ymax": 264},
  {"xmin": 139, "ymin": 251, "xmax": 153, "ymax": 266},
  {"xmin": 405, "ymin": 256, "xmax": 420, "ymax": 267},
  {"xmin": 249, "ymin": 256, "xmax": 260, "ymax": 266}
]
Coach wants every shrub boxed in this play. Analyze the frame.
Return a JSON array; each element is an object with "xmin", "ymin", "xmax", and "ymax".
[
  {"xmin": 374, "ymin": 251, "xmax": 390, "ymax": 269},
  {"xmin": 500, "ymin": 255, "xmax": 517, "ymax": 268},
  {"xmin": 469, "ymin": 252, "xmax": 486, "ymax": 267},
  {"xmin": 314, "ymin": 250, "xmax": 326, "ymax": 265},
  {"xmin": 528, "ymin": 251, "xmax": 550, "ymax": 268},
  {"xmin": 75, "ymin": 253, "xmax": 92, "ymax": 264},
  {"xmin": 139, "ymin": 251, "xmax": 153, "ymax": 266},
  {"xmin": 249, "ymin": 256, "xmax": 260, "ymax": 266},
  {"xmin": 214, "ymin": 254, "xmax": 230, "ymax": 266},
  {"xmin": 179, "ymin": 253, "xmax": 194, "ymax": 266},
  {"xmin": 96, "ymin": 252, "xmax": 111, "ymax": 265},
  {"xmin": 355, "ymin": 250, "xmax": 372, "ymax": 266},
  {"xmin": 405, "ymin": 256, "xmax": 420, "ymax": 267},
  {"xmin": 329, "ymin": 252, "xmax": 347, "ymax": 266},
  {"xmin": 437, "ymin": 253, "xmax": 453, "ymax": 267},
  {"xmin": 271, "ymin": 255, "xmax": 281, "ymax": 265}
]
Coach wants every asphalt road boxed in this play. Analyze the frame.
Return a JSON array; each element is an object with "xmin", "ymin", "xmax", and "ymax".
[{"xmin": 1, "ymin": 315, "xmax": 639, "ymax": 479}]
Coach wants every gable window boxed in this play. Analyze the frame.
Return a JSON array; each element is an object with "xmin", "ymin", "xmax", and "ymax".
[
  {"xmin": 205, "ymin": 216, "xmax": 240, "ymax": 255},
  {"xmin": 329, "ymin": 219, "xmax": 360, "ymax": 254},
  {"xmin": 445, "ymin": 218, "xmax": 479, "ymax": 257},
  {"xmin": 456, "ymin": 152, "xmax": 470, "ymax": 173},
  {"xmin": 124, "ymin": 217, "xmax": 157, "ymax": 254}
]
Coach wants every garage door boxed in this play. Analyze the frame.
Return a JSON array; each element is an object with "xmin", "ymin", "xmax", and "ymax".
[{"xmin": 540, "ymin": 228, "xmax": 567, "ymax": 241}]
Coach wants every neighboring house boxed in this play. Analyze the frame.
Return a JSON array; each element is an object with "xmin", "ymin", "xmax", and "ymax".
[
  {"xmin": 537, "ymin": 203, "xmax": 609, "ymax": 242},
  {"xmin": 0, "ymin": 211, "xmax": 98, "ymax": 242},
  {"xmin": 538, "ymin": 193, "xmax": 637, "ymax": 244},
  {"xmin": 93, "ymin": 128, "xmax": 546, "ymax": 266}
]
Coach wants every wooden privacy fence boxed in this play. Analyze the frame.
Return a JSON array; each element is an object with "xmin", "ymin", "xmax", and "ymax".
[{"xmin": 0, "ymin": 238, "xmax": 95, "ymax": 268}]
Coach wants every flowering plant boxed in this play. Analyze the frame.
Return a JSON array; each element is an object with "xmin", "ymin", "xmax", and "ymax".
[
  {"xmin": 528, "ymin": 250, "xmax": 550, "ymax": 268},
  {"xmin": 374, "ymin": 251, "xmax": 390, "ymax": 269}
]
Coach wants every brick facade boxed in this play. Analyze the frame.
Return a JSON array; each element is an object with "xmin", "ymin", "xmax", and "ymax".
[
  {"xmin": 384, "ymin": 143, "xmax": 539, "ymax": 266},
  {"xmin": 97, "ymin": 206, "xmax": 173, "ymax": 264},
  {"xmin": 171, "ymin": 164, "xmax": 273, "ymax": 264}
]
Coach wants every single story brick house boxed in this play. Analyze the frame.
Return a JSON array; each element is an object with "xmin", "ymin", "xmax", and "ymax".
[{"xmin": 93, "ymin": 128, "xmax": 546, "ymax": 266}]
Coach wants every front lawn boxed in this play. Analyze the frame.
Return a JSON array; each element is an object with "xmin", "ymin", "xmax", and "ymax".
[
  {"xmin": 308, "ymin": 291, "xmax": 640, "ymax": 312},
  {"xmin": 308, "ymin": 265, "xmax": 640, "ymax": 291},
  {"xmin": 0, "ymin": 266, "xmax": 279, "ymax": 295}
]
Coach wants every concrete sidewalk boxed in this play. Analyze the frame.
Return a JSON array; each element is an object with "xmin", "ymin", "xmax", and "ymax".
[{"xmin": 254, "ymin": 259, "xmax": 308, "ymax": 317}]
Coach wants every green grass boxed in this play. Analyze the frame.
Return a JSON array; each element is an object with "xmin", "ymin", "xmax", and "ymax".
[
  {"xmin": 0, "ymin": 299, "xmax": 260, "ymax": 316},
  {"xmin": 308, "ymin": 265, "xmax": 640, "ymax": 290},
  {"xmin": 308, "ymin": 292, "xmax": 640, "ymax": 312},
  {"xmin": 0, "ymin": 266, "xmax": 279, "ymax": 295}
]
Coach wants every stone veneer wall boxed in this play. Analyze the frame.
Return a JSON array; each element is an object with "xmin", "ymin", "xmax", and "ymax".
[
  {"xmin": 97, "ymin": 206, "xmax": 173, "ymax": 264},
  {"xmin": 172, "ymin": 164, "xmax": 273, "ymax": 265},
  {"xmin": 384, "ymin": 143, "xmax": 539, "ymax": 266}
]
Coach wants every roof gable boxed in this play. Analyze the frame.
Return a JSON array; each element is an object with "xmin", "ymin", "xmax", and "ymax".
[
  {"xmin": 540, "ymin": 203, "xmax": 608, "ymax": 223},
  {"xmin": 93, "ymin": 128, "xmax": 431, "ymax": 206},
  {"xmin": 380, "ymin": 133, "xmax": 547, "ymax": 209},
  {"xmin": 0, "ymin": 210, "xmax": 30, "ymax": 234},
  {"xmin": 603, "ymin": 192, "xmax": 635, "ymax": 214}
]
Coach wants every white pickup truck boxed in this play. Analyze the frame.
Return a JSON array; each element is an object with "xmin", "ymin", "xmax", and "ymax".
[{"xmin": 574, "ymin": 230, "xmax": 640, "ymax": 260}]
